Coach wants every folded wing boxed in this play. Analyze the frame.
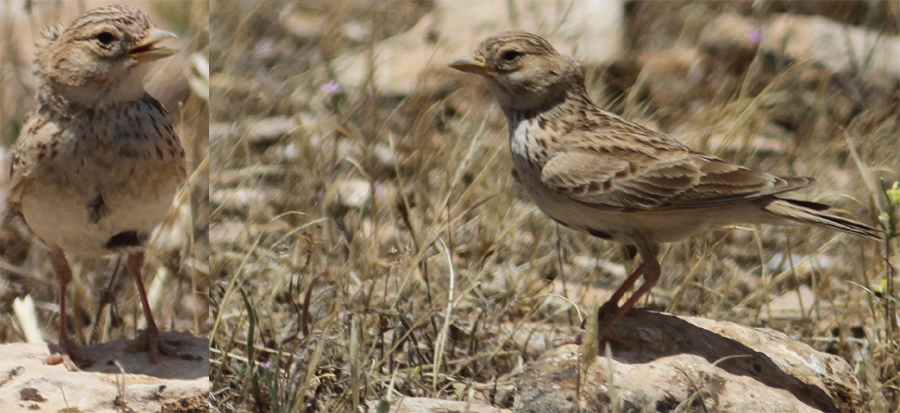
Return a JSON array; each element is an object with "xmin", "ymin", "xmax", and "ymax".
[{"xmin": 541, "ymin": 135, "xmax": 812, "ymax": 211}]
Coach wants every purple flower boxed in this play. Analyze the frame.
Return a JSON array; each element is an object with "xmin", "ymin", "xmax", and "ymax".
[
  {"xmin": 747, "ymin": 29, "xmax": 762, "ymax": 45},
  {"xmin": 321, "ymin": 80, "xmax": 342, "ymax": 95}
]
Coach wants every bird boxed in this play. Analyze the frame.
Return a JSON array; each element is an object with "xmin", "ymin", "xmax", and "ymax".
[
  {"xmin": 449, "ymin": 32, "xmax": 880, "ymax": 335},
  {"xmin": 9, "ymin": 5, "xmax": 186, "ymax": 364}
]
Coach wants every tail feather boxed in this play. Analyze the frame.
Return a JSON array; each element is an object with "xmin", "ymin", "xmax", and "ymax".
[
  {"xmin": 781, "ymin": 198, "xmax": 831, "ymax": 211},
  {"xmin": 765, "ymin": 199, "xmax": 882, "ymax": 240}
]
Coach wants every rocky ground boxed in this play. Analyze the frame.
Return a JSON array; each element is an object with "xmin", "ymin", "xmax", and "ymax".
[
  {"xmin": 206, "ymin": 1, "xmax": 898, "ymax": 412},
  {"xmin": 2, "ymin": 0, "xmax": 898, "ymax": 412}
]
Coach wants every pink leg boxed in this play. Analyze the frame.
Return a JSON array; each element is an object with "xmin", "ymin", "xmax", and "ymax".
[
  {"xmin": 597, "ymin": 263, "xmax": 645, "ymax": 318},
  {"xmin": 598, "ymin": 242, "xmax": 661, "ymax": 330},
  {"xmin": 49, "ymin": 247, "xmax": 91, "ymax": 362},
  {"xmin": 123, "ymin": 252, "xmax": 177, "ymax": 364}
]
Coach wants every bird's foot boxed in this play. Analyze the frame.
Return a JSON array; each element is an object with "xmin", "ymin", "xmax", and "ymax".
[
  {"xmin": 45, "ymin": 337, "xmax": 93, "ymax": 368},
  {"xmin": 60, "ymin": 337, "xmax": 92, "ymax": 362},
  {"xmin": 597, "ymin": 300, "xmax": 620, "ymax": 320},
  {"xmin": 125, "ymin": 327, "xmax": 178, "ymax": 364},
  {"xmin": 594, "ymin": 306, "xmax": 645, "ymax": 348}
]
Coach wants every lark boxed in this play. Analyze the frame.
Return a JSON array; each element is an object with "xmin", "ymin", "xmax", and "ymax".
[
  {"xmin": 9, "ymin": 5, "xmax": 186, "ymax": 364},
  {"xmin": 450, "ymin": 32, "xmax": 880, "ymax": 334}
]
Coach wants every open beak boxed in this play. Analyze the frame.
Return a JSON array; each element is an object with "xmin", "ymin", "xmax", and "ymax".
[
  {"xmin": 449, "ymin": 55, "xmax": 488, "ymax": 76},
  {"xmin": 130, "ymin": 28, "xmax": 178, "ymax": 62}
]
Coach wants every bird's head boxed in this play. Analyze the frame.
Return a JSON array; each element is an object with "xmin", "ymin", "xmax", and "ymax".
[
  {"xmin": 449, "ymin": 32, "xmax": 583, "ymax": 112},
  {"xmin": 35, "ymin": 5, "xmax": 178, "ymax": 109}
]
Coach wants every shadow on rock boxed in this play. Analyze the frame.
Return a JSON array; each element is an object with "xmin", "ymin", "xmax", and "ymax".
[{"xmin": 515, "ymin": 311, "xmax": 857, "ymax": 413}]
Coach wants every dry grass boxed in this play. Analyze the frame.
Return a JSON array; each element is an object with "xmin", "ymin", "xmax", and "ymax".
[
  {"xmin": 208, "ymin": 1, "xmax": 898, "ymax": 412},
  {"xmin": 0, "ymin": 0, "xmax": 209, "ymax": 367},
  {"xmin": 201, "ymin": 1, "xmax": 895, "ymax": 412}
]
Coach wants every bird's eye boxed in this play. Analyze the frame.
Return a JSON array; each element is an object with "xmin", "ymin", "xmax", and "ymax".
[
  {"xmin": 95, "ymin": 32, "xmax": 116, "ymax": 45},
  {"xmin": 501, "ymin": 50, "xmax": 521, "ymax": 61}
]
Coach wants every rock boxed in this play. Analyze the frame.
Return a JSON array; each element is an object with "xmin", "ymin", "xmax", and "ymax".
[
  {"xmin": 604, "ymin": 48, "xmax": 706, "ymax": 109},
  {"xmin": 279, "ymin": 10, "xmax": 330, "ymax": 40},
  {"xmin": 514, "ymin": 312, "xmax": 859, "ymax": 413},
  {"xmin": 369, "ymin": 397, "xmax": 511, "ymax": 413},
  {"xmin": 765, "ymin": 252, "xmax": 836, "ymax": 277},
  {"xmin": 372, "ymin": 143, "xmax": 397, "ymax": 170},
  {"xmin": 699, "ymin": 13, "xmax": 762, "ymax": 54},
  {"xmin": 435, "ymin": 0, "xmax": 625, "ymax": 68},
  {"xmin": 243, "ymin": 116, "xmax": 299, "ymax": 146},
  {"xmin": 0, "ymin": 331, "xmax": 208, "ymax": 412},
  {"xmin": 767, "ymin": 14, "xmax": 898, "ymax": 78},
  {"xmin": 330, "ymin": 179, "xmax": 373, "ymax": 209},
  {"xmin": 502, "ymin": 321, "xmax": 580, "ymax": 356},
  {"xmin": 211, "ymin": 187, "xmax": 271, "ymax": 210},
  {"xmin": 697, "ymin": 13, "xmax": 764, "ymax": 78},
  {"xmin": 210, "ymin": 117, "xmax": 299, "ymax": 146},
  {"xmin": 700, "ymin": 12, "xmax": 900, "ymax": 81},
  {"xmin": 765, "ymin": 285, "xmax": 819, "ymax": 320}
]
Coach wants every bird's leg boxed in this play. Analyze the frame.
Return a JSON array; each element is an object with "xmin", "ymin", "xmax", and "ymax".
[
  {"xmin": 49, "ymin": 246, "xmax": 91, "ymax": 362},
  {"xmin": 597, "ymin": 242, "xmax": 661, "ymax": 333},
  {"xmin": 597, "ymin": 263, "xmax": 645, "ymax": 318},
  {"xmin": 123, "ymin": 252, "xmax": 177, "ymax": 364}
]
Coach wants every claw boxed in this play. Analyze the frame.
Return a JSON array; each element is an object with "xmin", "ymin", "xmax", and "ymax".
[{"xmin": 124, "ymin": 327, "xmax": 178, "ymax": 364}]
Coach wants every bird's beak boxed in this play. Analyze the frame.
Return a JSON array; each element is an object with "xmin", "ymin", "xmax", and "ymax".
[
  {"xmin": 130, "ymin": 28, "xmax": 178, "ymax": 62},
  {"xmin": 449, "ymin": 55, "xmax": 488, "ymax": 75}
]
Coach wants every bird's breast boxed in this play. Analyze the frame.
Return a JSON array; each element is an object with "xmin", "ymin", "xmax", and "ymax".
[
  {"xmin": 15, "ymin": 97, "xmax": 184, "ymax": 257},
  {"xmin": 508, "ymin": 118, "xmax": 551, "ymax": 169}
]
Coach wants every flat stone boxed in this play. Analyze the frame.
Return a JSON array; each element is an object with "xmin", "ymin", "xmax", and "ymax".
[
  {"xmin": 370, "ymin": 396, "xmax": 510, "ymax": 413},
  {"xmin": 514, "ymin": 312, "xmax": 858, "ymax": 413},
  {"xmin": 0, "ymin": 331, "xmax": 208, "ymax": 413}
]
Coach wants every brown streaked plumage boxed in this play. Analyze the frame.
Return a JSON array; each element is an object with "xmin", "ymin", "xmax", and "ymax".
[
  {"xmin": 450, "ymin": 32, "xmax": 880, "ymax": 334},
  {"xmin": 9, "ymin": 5, "xmax": 185, "ymax": 365}
]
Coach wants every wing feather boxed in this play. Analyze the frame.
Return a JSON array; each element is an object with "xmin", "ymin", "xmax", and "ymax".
[
  {"xmin": 9, "ymin": 111, "xmax": 59, "ymax": 211},
  {"xmin": 541, "ymin": 132, "xmax": 811, "ymax": 211}
]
